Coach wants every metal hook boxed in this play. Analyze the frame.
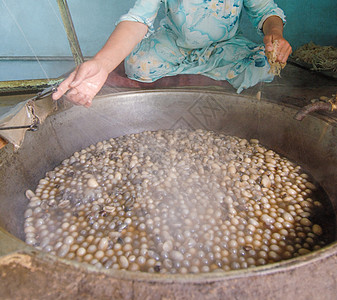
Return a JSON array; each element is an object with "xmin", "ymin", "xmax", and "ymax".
[
  {"xmin": 0, "ymin": 124, "xmax": 38, "ymax": 131},
  {"xmin": 0, "ymin": 84, "xmax": 58, "ymax": 132},
  {"xmin": 35, "ymin": 85, "xmax": 58, "ymax": 100}
]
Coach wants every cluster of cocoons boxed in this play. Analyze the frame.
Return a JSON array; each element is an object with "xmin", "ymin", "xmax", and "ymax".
[{"xmin": 24, "ymin": 129, "xmax": 333, "ymax": 274}]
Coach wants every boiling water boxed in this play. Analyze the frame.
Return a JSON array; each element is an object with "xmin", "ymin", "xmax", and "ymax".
[{"xmin": 23, "ymin": 129, "xmax": 335, "ymax": 273}]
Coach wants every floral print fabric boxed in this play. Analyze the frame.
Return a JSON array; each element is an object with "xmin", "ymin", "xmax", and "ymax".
[{"xmin": 119, "ymin": 0, "xmax": 286, "ymax": 92}]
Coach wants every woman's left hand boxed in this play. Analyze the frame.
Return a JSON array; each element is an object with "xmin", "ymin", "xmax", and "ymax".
[
  {"xmin": 262, "ymin": 16, "xmax": 292, "ymax": 63},
  {"xmin": 264, "ymin": 34, "xmax": 292, "ymax": 64}
]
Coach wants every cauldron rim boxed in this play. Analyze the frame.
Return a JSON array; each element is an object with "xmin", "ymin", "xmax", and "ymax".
[
  {"xmin": 1, "ymin": 89, "xmax": 337, "ymax": 296},
  {"xmin": 2, "ymin": 235, "xmax": 337, "ymax": 282}
]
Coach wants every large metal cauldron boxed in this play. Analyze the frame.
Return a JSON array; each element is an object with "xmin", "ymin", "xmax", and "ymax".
[{"xmin": 1, "ymin": 90, "xmax": 337, "ymax": 299}]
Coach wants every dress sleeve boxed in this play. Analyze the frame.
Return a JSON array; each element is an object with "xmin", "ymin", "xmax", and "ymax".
[
  {"xmin": 243, "ymin": 0, "xmax": 286, "ymax": 35},
  {"xmin": 117, "ymin": 0, "xmax": 162, "ymax": 36}
]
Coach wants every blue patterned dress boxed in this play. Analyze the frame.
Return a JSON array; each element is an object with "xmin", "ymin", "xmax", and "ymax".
[{"xmin": 118, "ymin": 0, "xmax": 286, "ymax": 92}]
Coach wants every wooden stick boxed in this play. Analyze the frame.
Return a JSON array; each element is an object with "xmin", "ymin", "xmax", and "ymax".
[{"xmin": 0, "ymin": 137, "xmax": 8, "ymax": 149}]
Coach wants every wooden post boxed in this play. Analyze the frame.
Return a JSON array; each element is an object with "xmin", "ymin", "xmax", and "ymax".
[{"xmin": 57, "ymin": 0, "xmax": 84, "ymax": 66}]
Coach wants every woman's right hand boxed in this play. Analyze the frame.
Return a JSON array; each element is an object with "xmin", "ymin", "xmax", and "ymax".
[
  {"xmin": 52, "ymin": 21, "xmax": 148, "ymax": 107},
  {"xmin": 52, "ymin": 58, "xmax": 109, "ymax": 107}
]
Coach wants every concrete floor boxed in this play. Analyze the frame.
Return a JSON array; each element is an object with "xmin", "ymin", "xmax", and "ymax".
[{"xmin": 253, "ymin": 63, "xmax": 337, "ymax": 108}]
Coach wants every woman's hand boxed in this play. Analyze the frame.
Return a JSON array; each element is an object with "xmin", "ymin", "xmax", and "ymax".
[
  {"xmin": 52, "ymin": 59, "xmax": 109, "ymax": 107},
  {"xmin": 52, "ymin": 21, "xmax": 148, "ymax": 107},
  {"xmin": 264, "ymin": 34, "xmax": 292, "ymax": 64},
  {"xmin": 262, "ymin": 16, "xmax": 292, "ymax": 63}
]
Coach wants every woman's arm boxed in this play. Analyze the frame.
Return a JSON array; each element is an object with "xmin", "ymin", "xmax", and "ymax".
[
  {"xmin": 243, "ymin": 0, "xmax": 291, "ymax": 63},
  {"xmin": 94, "ymin": 21, "xmax": 148, "ymax": 74},
  {"xmin": 262, "ymin": 16, "xmax": 292, "ymax": 63},
  {"xmin": 52, "ymin": 21, "xmax": 148, "ymax": 107}
]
